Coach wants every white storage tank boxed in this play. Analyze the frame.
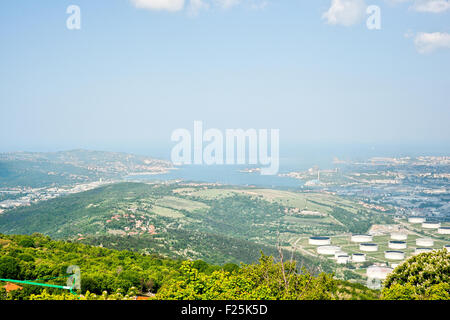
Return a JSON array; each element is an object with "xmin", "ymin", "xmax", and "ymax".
[
  {"xmin": 308, "ymin": 236, "xmax": 331, "ymax": 245},
  {"xmin": 408, "ymin": 217, "xmax": 425, "ymax": 224},
  {"xmin": 391, "ymin": 233, "xmax": 408, "ymax": 241},
  {"xmin": 422, "ymin": 222, "xmax": 441, "ymax": 229},
  {"xmin": 317, "ymin": 245, "xmax": 341, "ymax": 255},
  {"xmin": 389, "ymin": 240, "xmax": 407, "ymax": 250},
  {"xmin": 437, "ymin": 227, "xmax": 450, "ymax": 235},
  {"xmin": 385, "ymin": 250, "xmax": 405, "ymax": 260},
  {"xmin": 351, "ymin": 234, "xmax": 373, "ymax": 243},
  {"xmin": 414, "ymin": 247, "xmax": 433, "ymax": 255},
  {"xmin": 352, "ymin": 253, "xmax": 366, "ymax": 263},
  {"xmin": 336, "ymin": 255, "xmax": 350, "ymax": 264},
  {"xmin": 360, "ymin": 243, "xmax": 378, "ymax": 252},
  {"xmin": 366, "ymin": 266, "xmax": 393, "ymax": 280},
  {"xmin": 416, "ymin": 238, "xmax": 434, "ymax": 247},
  {"xmin": 334, "ymin": 251, "xmax": 347, "ymax": 259}
]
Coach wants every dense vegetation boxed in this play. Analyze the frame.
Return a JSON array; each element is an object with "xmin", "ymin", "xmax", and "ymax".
[
  {"xmin": 0, "ymin": 182, "xmax": 393, "ymax": 275},
  {"xmin": 185, "ymin": 194, "xmax": 284, "ymax": 243},
  {"xmin": 0, "ymin": 183, "xmax": 172, "ymax": 237},
  {"xmin": 329, "ymin": 208, "xmax": 393, "ymax": 234},
  {"xmin": 382, "ymin": 250, "xmax": 450, "ymax": 300},
  {"xmin": 79, "ymin": 232, "xmax": 331, "ymax": 273},
  {"xmin": 0, "ymin": 233, "xmax": 211, "ymax": 299},
  {"xmin": 156, "ymin": 254, "xmax": 380, "ymax": 300},
  {"xmin": 0, "ymin": 183, "xmax": 356, "ymax": 273},
  {"xmin": 0, "ymin": 234, "xmax": 379, "ymax": 300}
]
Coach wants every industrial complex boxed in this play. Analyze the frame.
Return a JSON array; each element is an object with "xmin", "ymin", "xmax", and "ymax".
[{"xmin": 297, "ymin": 216, "xmax": 449, "ymax": 289}]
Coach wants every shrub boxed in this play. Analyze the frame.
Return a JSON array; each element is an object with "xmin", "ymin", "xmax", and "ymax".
[{"xmin": 382, "ymin": 250, "xmax": 450, "ymax": 300}]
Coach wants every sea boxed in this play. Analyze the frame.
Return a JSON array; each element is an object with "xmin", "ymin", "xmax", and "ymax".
[{"xmin": 119, "ymin": 142, "xmax": 450, "ymax": 188}]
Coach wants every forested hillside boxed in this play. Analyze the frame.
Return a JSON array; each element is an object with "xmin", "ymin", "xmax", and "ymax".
[
  {"xmin": 0, "ymin": 182, "xmax": 392, "ymax": 274},
  {"xmin": 0, "ymin": 150, "xmax": 172, "ymax": 188},
  {"xmin": 0, "ymin": 233, "xmax": 380, "ymax": 300}
]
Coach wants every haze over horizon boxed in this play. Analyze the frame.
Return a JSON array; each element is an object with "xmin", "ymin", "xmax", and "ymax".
[{"xmin": 1, "ymin": 1, "xmax": 449, "ymax": 155}]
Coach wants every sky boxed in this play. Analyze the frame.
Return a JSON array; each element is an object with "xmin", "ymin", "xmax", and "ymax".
[{"xmin": 0, "ymin": 0, "xmax": 449, "ymax": 158}]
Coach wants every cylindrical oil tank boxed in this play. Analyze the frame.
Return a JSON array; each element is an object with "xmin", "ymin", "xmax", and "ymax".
[
  {"xmin": 317, "ymin": 245, "xmax": 341, "ymax": 255},
  {"xmin": 408, "ymin": 217, "xmax": 425, "ymax": 224},
  {"xmin": 416, "ymin": 238, "xmax": 434, "ymax": 247},
  {"xmin": 334, "ymin": 251, "xmax": 347, "ymax": 259},
  {"xmin": 391, "ymin": 233, "xmax": 408, "ymax": 241},
  {"xmin": 414, "ymin": 247, "xmax": 433, "ymax": 255},
  {"xmin": 437, "ymin": 227, "xmax": 450, "ymax": 235},
  {"xmin": 336, "ymin": 255, "xmax": 350, "ymax": 264},
  {"xmin": 389, "ymin": 240, "xmax": 407, "ymax": 249},
  {"xmin": 422, "ymin": 222, "xmax": 441, "ymax": 229},
  {"xmin": 352, "ymin": 253, "xmax": 366, "ymax": 262},
  {"xmin": 385, "ymin": 251, "xmax": 405, "ymax": 260},
  {"xmin": 351, "ymin": 234, "xmax": 373, "ymax": 243},
  {"xmin": 308, "ymin": 236, "xmax": 331, "ymax": 245},
  {"xmin": 366, "ymin": 266, "xmax": 393, "ymax": 280},
  {"xmin": 360, "ymin": 243, "xmax": 378, "ymax": 252}
]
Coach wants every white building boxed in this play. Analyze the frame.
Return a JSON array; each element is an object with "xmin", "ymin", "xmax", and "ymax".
[
  {"xmin": 334, "ymin": 251, "xmax": 347, "ymax": 259},
  {"xmin": 308, "ymin": 236, "xmax": 331, "ymax": 246},
  {"xmin": 317, "ymin": 245, "xmax": 341, "ymax": 255},
  {"xmin": 414, "ymin": 248, "xmax": 433, "ymax": 255},
  {"xmin": 351, "ymin": 234, "xmax": 373, "ymax": 243},
  {"xmin": 391, "ymin": 233, "xmax": 408, "ymax": 241},
  {"xmin": 360, "ymin": 243, "xmax": 378, "ymax": 252},
  {"xmin": 408, "ymin": 217, "xmax": 425, "ymax": 224},
  {"xmin": 437, "ymin": 227, "xmax": 450, "ymax": 235},
  {"xmin": 385, "ymin": 251, "xmax": 405, "ymax": 260},
  {"xmin": 422, "ymin": 222, "xmax": 441, "ymax": 229},
  {"xmin": 337, "ymin": 255, "xmax": 350, "ymax": 264},
  {"xmin": 366, "ymin": 266, "xmax": 393, "ymax": 280},
  {"xmin": 352, "ymin": 253, "xmax": 366, "ymax": 262},
  {"xmin": 416, "ymin": 238, "xmax": 434, "ymax": 247},
  {"xmin": 388, "ymin": 240, "xmax": 407, "ymax": 250}
]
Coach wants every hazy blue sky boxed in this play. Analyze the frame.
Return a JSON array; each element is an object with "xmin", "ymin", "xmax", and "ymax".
[{"xmin": 0, "ymin": 0, "xmax": 449, "ymax": 156}]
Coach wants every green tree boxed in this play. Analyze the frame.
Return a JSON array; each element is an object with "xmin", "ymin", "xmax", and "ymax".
[
  {"xmin": 156, "ymin": 253, "xmax": 338, "ymax": 300},
  {"xmin": 0, "ymin": 256, "xmax": 20, "ymax": 279},
  {"xmin": 18, "ymin": 238, "xmax": 35, "ymax": 248},
  {"xmin": 382, "ymin": 250, "xmax": 450, "ymax": 300}
]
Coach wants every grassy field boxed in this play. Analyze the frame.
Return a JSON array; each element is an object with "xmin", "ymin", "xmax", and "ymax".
[
  {"xmin": 155, "ymin": 196, "xmax": 210, "ymax": 213},
  {"xmin": 151, "ymin": 205, "xmax": 184, "ymax": 218},
  {"xmin": 189, "ymin": 188, "xmax": 367, "ymax": 214}
]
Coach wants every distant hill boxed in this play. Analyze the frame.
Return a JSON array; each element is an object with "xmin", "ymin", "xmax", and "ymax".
[{"xmin": 0, "ymin": 149, "xmax": 172, "ymax": 188}]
